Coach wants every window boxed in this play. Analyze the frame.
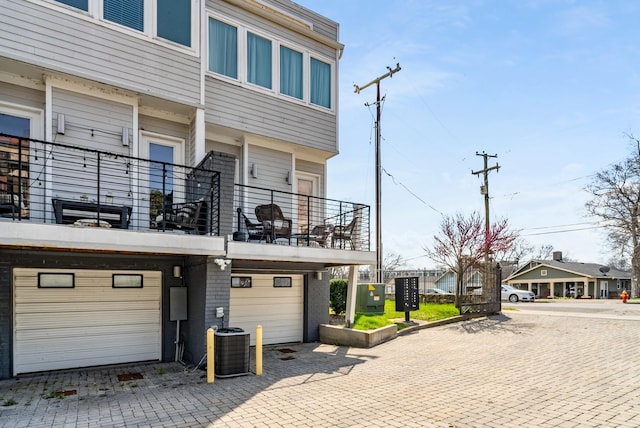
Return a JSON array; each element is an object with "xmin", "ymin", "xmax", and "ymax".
[
  {"xmin": 47, "ymin": 1, "xmax": 195, "ymax": 50},
  {"xmin": 55, "ymin": 0, "xmax": 88, "ymax": 10},
  {"xmin": 207, "ymin": 15, "xmax": 334, "ymax": 110},
  {"xmin": 104, "ymin": 0, "xmax": 144, "ymax": 32},
  {"xmin": 280, "ymin": 46, "xmax": 303, "ymax": 99},
  {"xmin": 38, "ymin": 273, "xmax": 75, "ymax": 288},
  {"xmin": 157, "ymin": 0, "xmax": 191, "ymax": 47},
  {"xmin": 310, "ymin": 58, "xmax": 331, "ymax": 108},
  {"xmin": 113, "ymin": 274, "xmax": 143, "ymax": 288},
  {"xmin": 209, "ymin": 18, "xmax": 238, "ymax": 79},
  {"xmin": 247, "ymin": 32, "xmax": 272, "ymax": 89},
  {"xmin": 231, "ymin": 277, "xmax": 252, "ymax": 288}
]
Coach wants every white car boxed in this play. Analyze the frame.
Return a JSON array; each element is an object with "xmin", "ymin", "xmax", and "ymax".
[{"xmin": 501, "ymin": 285, "xmax": 535, "ymax": 303}]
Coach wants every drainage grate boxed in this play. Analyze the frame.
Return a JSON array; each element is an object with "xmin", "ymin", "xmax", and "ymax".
[
  {"xmin": 279, "ymin": 356, "xmax": 295, "ymax": 361},
  {"xmin": 117, "ymin": 373, "xmax": 144, "ymax": 382},
  {"xmin": 278, "ymin": 348, "xmax": 297, "ymax": 354}
]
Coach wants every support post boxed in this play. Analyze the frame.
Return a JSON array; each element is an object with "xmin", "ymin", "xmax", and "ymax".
[
  {"xmin": 207, "ymin": 327, "xmax": 214, "ymax": 383},
  {"xmin": 345, "ymin": 265, "xmax": 359, "ymax": 328},
  {"xmin": 256, "ymin": 325, "xmax": 263, "ymax": 376}
]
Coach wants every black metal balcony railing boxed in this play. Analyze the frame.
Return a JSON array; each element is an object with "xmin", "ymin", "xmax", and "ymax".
[
  {"xmin": 0, "ymin": 133, "xmax": 371, "ymax": 251},
  {"xmin": 233, "ymin": 184, "xmax": 371, "ymax": 252},
  {"xmin": 0, "ymin": 133, "xmax": 220, "ymax": 235}
]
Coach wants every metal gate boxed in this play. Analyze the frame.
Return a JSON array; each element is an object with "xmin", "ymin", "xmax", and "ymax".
[{"xmin": 458, "ymin": 263, "xmax": 502, "ymax": 315}]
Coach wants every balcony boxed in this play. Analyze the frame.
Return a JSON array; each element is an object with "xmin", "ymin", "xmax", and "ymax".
[
  {"xmin": 233, "ymin": 184, "xmax": 370, "ymax": 252},
  {"xmin": 0, "ymin": 133, "xmax": 220, "ymax": 234},
  {"xmin": 1, "ymin": 133, "xmax": 372, "ymax": 262}
]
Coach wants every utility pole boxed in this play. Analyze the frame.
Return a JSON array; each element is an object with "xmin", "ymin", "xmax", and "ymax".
[
  {"xmin": 354, "ymin": 63, "xmax": 401, "ymax": 284},
  {"xmin": 472, "ymin": 152, "xmax": 500, "ymax": 295}
]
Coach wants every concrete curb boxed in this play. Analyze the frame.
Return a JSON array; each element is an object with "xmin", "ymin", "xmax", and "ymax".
[{"xmin": 395, "ymin": 313, "xmax": 491, "ymax": 336}]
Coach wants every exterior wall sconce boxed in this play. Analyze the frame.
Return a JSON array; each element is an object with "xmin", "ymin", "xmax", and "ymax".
[
  {"xmin": 173, "ymin": 265, "xmax": 182, "ymax": 278},
  {"xmin": 315, "ymin": 271, "xmax": 323, "ymax": 280},
  {"xmin": 57, "ymin": 113, "xmax": 65, "ymax": 134},
  {"xmin": 122, "ymin": 127, "xmax": 130, "ymax": 146},
  {"xmin": 250, "ymin": 163, "xmax": 258, "ymax": 178},
  {"xmin": 286, "ymin": 170, "xmax": 292, "ymax": 185}
]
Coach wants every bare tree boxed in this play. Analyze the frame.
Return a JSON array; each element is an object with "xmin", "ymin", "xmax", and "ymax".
[
  {"xmin": 585, "ymin": 134, "xmax": 640, "ymax": 297},
  {"xmin": 383, "ymin": 252, "xmax": 406, "ymax": 272},
  {"xmin": 424, "ymin": 212, "xmax": 518, "ymax": 306}
]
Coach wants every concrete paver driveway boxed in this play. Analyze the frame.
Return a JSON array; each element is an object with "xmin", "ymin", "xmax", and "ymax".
[{"xmin": 1, "ymin": 300, "xmax": 639, "ymax": 427}]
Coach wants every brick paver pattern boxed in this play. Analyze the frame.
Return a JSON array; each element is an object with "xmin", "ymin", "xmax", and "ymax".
[{"xmin": 1, "ymin": 306, "xmax": 640, "ymax": 427}]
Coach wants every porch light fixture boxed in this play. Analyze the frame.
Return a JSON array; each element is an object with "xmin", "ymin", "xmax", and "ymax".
[
  {"xmin": 173, "ymin": 265, "xmax": 182, "ymax": 278},
  {"xmin": 315, "ymin": 271, "xmax": 323, "ymax": 280},
  {"xmin": 286, "ymin": 170, "xmax": 292, "ymax": 185},
  {"xmin": 250, "ymin": 163, "xmax": 258, "ymax": 178}
]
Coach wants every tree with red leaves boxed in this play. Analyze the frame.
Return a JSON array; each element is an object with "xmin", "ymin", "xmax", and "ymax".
[{"xmin": 425, "ymin": 212, "xmax": 518, "ymax": 306}]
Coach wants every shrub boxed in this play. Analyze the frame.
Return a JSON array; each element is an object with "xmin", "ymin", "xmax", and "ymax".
[{"xmin": 329, "ymin": 279, "xmax": 348, "ymax": 315}]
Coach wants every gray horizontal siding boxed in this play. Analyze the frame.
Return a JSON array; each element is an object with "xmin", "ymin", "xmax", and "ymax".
[
  {"xmin": 205, "ymin": 78, "xmax": 337, "ymax": 153},
  {"xmin": 0, "ymin": 82, "xmax": 45, "ymax": 111},
  {"xmin": 248, "ymin": 145, "xmax": 291, "ymax": 192},
  {"xmin": 139, "ymin": 115, "xmax": 189, "ymax": 142},
  {"xmin": 52, "ymin": 88, "xmax": 133, "ymax": 154},
  {"xmin": 1, "ymin": 1, "xmax": 200, "ymax": 106},
  {"xmin": 271, "ymin": 0, "xmax": 339, "ymax": 40}
]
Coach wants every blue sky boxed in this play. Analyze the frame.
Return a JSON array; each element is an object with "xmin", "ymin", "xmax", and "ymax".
[{"xmin": 294, "ymin": 0, "xmax": 640, "ymax": 268}]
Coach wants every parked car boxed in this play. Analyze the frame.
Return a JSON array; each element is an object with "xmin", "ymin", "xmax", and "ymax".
[
  {"xmin": 501, "ymin": 285, "xmax": 535, "ymax": 303},
  {"xmin": 425, "ymin": 288, "xmax": 452, "ymax": 294}
]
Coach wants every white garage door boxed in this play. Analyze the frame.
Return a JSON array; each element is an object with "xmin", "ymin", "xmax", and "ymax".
[
  {"xmin": 229, "ymin": 274, "xmax": 303, "ymax": 345},
  {"xmin": 14, "ymin": 268, "xmax": 161, "ymax": 375}
]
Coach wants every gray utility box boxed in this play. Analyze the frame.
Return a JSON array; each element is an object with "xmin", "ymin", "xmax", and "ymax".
[
  {"xmin": 214, "ymin": 327, "xmax": 250, "ymax": 378},
  {"xmin": 355, "ymin": 283, "xmax": 386, "ymax": 314}
]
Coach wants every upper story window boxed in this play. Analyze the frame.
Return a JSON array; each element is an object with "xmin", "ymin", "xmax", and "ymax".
[
  {"xmin": 208, "ymin": 15, "xmax": 334, "ymax": 111},
  {"xmin": 157, "ymin": 0, "xmax": 191, "ymax": 47},
  {"xmin": 247, "ymin": 32, "xmax": 272, "ymax": 89},
  {"xmin": 209, "ymin": 18, "xmax": 238, "ymax": 78},
  {"xmin": 56, "ymin": 0, "xmax": 88, "ymax": 10},
  {"xmin": 51, "ymin": 0, "xmax": 195, "ymax": 49},
  {"xmin": 310, "ymin": 58, "xmax": 331, "ymax": 109},
  {"xmin": 104, "ymin": 0, "xmax": 144, "ymax": 32},
  {"xmin": 280, "ymin": 46, "xmax": 302, "ymax": 99}
]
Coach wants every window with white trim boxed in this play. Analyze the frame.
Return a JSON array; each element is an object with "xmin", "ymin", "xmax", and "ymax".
[
  {"xmin": 207, "ymin": 14, "xmax": 334, "ymax": 110},
  {"xmin": 280, "ymin": 45, "xmax": 303, "ymax": 99},
  {"xmin": 247, "ymin": 32, "xmax": 272, "ymax": 89},
  {"xmin": 50, "ymin": 0, "xmax": 195, "ymax": 49}
]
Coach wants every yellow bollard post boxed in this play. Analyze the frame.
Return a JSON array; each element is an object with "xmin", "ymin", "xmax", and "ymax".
[
  {"xmin": 207, "ymin": 327, "xmax": 214, "ymax": 383},
  {"xmin": 256, "ymin": 325, "xmax": 263, "ymax": 376}
]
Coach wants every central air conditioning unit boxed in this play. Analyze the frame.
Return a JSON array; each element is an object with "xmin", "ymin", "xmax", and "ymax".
[{"xmin": 214, "ymin": 327, "xmax": 250, "ymax": 378}]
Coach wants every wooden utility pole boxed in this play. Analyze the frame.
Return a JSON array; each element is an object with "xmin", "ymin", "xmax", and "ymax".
[
  {"xmin": 354, "ymin": 63, "xmax": 401, "ymax": 284},
  {"xmin": 472, "ymin": 152, "xmax": 500, "ymax": 295}
]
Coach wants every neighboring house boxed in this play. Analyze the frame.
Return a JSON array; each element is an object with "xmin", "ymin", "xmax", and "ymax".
[
  {"xmin": 383, "ymin": 269, "xmax": 446, "ymax": 294},
  {"xmin": 0, "ymin": 0, "xmax": 375, "ymax": 379},
  {"xmin": 434, "ymin": 270, "xmax": 483, "ymax": 294},
  {"xmin": 505, "ymin": 252, "xmax": 631, "ymax": 298}
]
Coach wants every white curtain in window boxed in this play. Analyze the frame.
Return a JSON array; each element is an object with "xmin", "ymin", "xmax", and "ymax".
[
  {"xmin": 310, "ymin": 58, "xmax": 331, "ymax": 108},
  {"xmin": 209, "ymin": 18, "xmax": 238, "ymax": 79},
  {"xmin": 247, "ymin": 33, "xmax": 272, "ymax": 89},
  {"xmin": 280, "ymin": 46, "xmax": 303, "ymax": 99}
]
